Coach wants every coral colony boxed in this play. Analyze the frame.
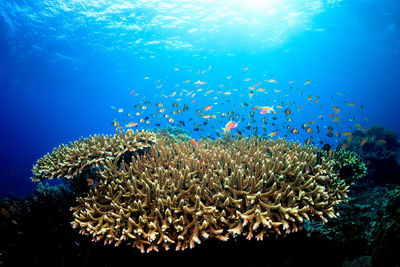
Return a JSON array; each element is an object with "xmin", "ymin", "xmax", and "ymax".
[{"xmin": 31, "ymin": 129, "xmax": 366, "ymax": 253}]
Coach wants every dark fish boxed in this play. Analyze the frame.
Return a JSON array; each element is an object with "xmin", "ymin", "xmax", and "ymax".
[
  {"xmin": 193, "ymin": 128, "xmax": 200, "ymax": 132},
  {"xmin": 178, "ymin": 120, "xmax": 185, "ymax": 126},
  {"xmin": 327, "ymin": 132, "xmax": 333, "ymax": 137},
  {"xmin": 292, "ymin": 128, "xmax": 299, "ymax": 134},
  {"xmin": 155, "ymin": 123, "xmax": 161, "ymax": 126},
  {"xmin": 172, "ymin": 103, "xmax": 180, "ymax": 107},
  {"xmin": 322, "ymin": 144, "xmax": 331, "ymax": 151},
  {"xmin": 284, "ymin": 108, "xmax": 291, "ymax": 115},
  {"xmin": 246, "ymin": 126, "xmax": 251, "ymax": 130}
]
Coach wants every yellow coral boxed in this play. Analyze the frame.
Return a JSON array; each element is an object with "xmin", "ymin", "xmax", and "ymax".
[
  {"xmin": 67, "ymin": 134, "xmax": 349, "ymax": 252},
  {"xmin": 31, "ymin": 129, "xmax": 156, "ymax": 181}
]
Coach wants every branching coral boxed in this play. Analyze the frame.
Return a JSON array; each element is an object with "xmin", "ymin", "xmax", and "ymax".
[
  {"xmin": 31, "ymin": 130, "xmax": 156, "ymax": 181},
  {"xmin": 62, "ymin": 134, "xmax": 351, "ymax": 252}
]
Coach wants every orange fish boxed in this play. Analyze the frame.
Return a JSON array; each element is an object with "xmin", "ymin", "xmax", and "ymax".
[
  {"xmin": 170, "ymin": 91, "xmax": 176, "ymax": 97},
  {"xmin": 191, "ymin": 139, "xmax": 198, "ymax": 146},
  {"xmin": 254, "ymin": 82, "xmax": 261, "ymax": 86},
  {"xmin": 129, "ymin": 90, "xmax": 135, "ymax": 95},
  {"xmin": 360, "ymin": 137, "xmax": 368, "ymax": 146},
  {"xmin": 191, "ymin": 100, "xmax": 195, "ymax": 104},
  {"xmin": 378, "ymin": 139, "xmax": 386, "ymax": 144},
  {"xmin": 341, "ymin": 143, "xmax": 348, "ymax": 150},
  {"xmin": 342, "ymin": 131, "xmax": 352, "ymax": 136},
  {"xmin": 204, "ymin": 105, "xmax": 212, "ymax": 111},
  {"xmin": 304, "ymin": 80, "xmax": 311, "ymax": 84},
  {"xmin": 260, "ymin": 106, "xmax": 274, "ymax": 114},
  {"xmin": 249, "ymin": 91, "xmax": 253, "ymax": 98},
  {"xmin": 289, "ymin": 151, "xmax": 294, "ymax": 160},
  {"xmin": 333, "ymin": 116, "xmax": 340, "ymax": 122},
  {"xmin": 347, "ymin": 135, "xmax": 354, "ymax": 143},
  {"xmin": 348, "ymin": 102, "xmax": 356, "ymax": 107},
  {"xmin": 252, "ymin": 106, "xmax": 260, "ymax": 110},
  {"xmin": 332, "ymin": 106, "xmax": 341, "ymax": 113}
]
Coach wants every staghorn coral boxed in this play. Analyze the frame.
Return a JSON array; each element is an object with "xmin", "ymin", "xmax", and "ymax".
[
  {"xmin": 69, "ymin": 135, "xmax": 351, "ymax": 252},
  {"xmin": 31, "ymin": 130, "xmax": 156, "ymax": 181}
]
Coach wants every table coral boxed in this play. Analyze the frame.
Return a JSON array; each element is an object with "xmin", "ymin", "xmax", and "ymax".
[
  {"xmin": 61, "ymin": 133, "xmax": 353, "ymax": 252},
  {"xmin": 31, "ymin": 130, "xmax": 156, "ymax": 181}
]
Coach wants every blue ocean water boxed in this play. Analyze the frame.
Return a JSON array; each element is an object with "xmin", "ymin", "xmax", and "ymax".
[{"xmin": 0, "ymin": 0, "xmax": 399, "ymax": 197}]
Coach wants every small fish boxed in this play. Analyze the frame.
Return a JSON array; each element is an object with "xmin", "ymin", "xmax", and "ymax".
[
  {"xmin": 259, "ymin": 106, "xmax": 274, "ymax": 114},
  {"xmin": 87, "ymin": 178, "xmax": 95, "ymax": 186},
  {"xmin": 341, "ymin": 143, "xmax": 348, "ymax": 150},
  {"xmin": 242, "ymin": 67, "xmax": 248, "ymax": 71},
  {"xmin": 126, "ymin": 122, "xmax": 138, "ymax": 128},
  {"xmin": 204, "ymin": 105, "xmax": 212, "ymax": 111},
  {"xmin": 354, "ymin": 123, "xmax": 363, "ymax": 129},
  {"xmin": 289, "ymin": 151, "xmax": 294, "ymax": 160},
  {"xmin": 129, "ymin": 90, "xmax": 135, "ymax": 95},
  {"xmin": 222, "ymin": 121, "xmax": 238, "ymax": 133},
  {"xmin": 201, "ymin": 114, "xmax": 212, "ymax": 119},
  {"xmin": 332, "ymin": 105, "xmax": 341, "ymax": 113},
  {"xmin": 348, "ymin": 102, "xmax": 356, "ymax": 107},
  {"xmin": 342, "ymin": 131, "xmax": 352, "ymax": 136},
  {"xmin": 170, "ymin": 91, "xmax": 176, "ymax": 97},
  {"xmin": 333, "ymin": 116, "xmax": 340, "ymax": 122},
  {"xmin": 360, "ymin": 137, "xmax": 368, "ymax": 146},
  {"xmin": 117, "ymin": 108, "xmax": 124, "ymax": 113},
  {"xmin": 268, "ymin": 131, "xmax": 278, "ymax": 137},
  {"xmin": 378, "ymin": 139, "xmax": 386, "ymax": 144},
  {"xmin": 191, "ymin": 139, "xmax": 198, "ymax": 146},
  {"xmin": 194, "ymin": 80, "xmax": 207, "ymax": 85},
  {"xmin": 347, "ymin": 135, "xmax": 354, "ymax": 143},
  {"xmin": 304, "ymin": 80, "xmax": 311, "ymax": 84}
]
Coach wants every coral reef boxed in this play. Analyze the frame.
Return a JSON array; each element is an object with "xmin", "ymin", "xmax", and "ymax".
[
  {"xmin": 31, "ymin": 130, "xmax": 156, "ymax": 181},
  {"xmin": 33, "ymin": 129, "xmax": 358, "ymax": 252},
  {"xmin": 337, "ymin": 125, "xmax": 400, "ymax": 187},
  {"xmin": 371, "ymin": 186, "xmax": 400, "ymax": 266}
]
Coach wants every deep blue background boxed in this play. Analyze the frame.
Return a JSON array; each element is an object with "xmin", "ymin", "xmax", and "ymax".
[{"xmin": 0, "ymin": 0, "xmax": 399, "ymax": 196}]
